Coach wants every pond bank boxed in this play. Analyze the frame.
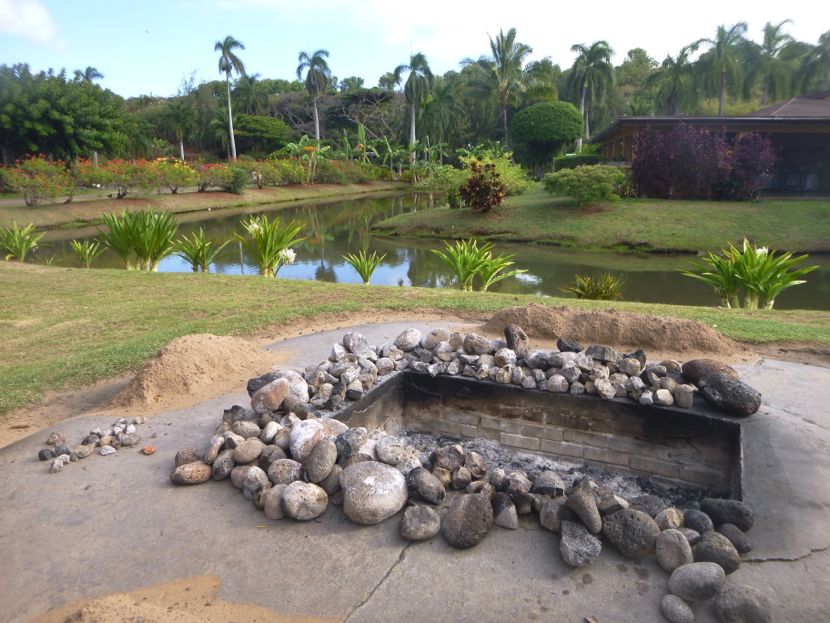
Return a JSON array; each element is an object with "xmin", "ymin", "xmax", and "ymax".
[
  {"xmin": 0, "ymin": 181, "xmax": 409, "ymax": 230},
  {"xmin": 373, "ymin": 186, "xmax": 830, "ymax": 254}
]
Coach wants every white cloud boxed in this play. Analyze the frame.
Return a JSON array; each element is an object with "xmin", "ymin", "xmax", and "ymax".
[{"xmin": 0, "ymin": 0, "xmax": 60, "ymax": 45}]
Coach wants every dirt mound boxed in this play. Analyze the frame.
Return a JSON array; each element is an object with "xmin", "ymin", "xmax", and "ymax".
[
  {"xmin": 34, "ymin": 575, "xmax": 332, "ymax": 623},
  {"xmin": 484, "ymin": 304, "xmax": 740, "ymax": 355},
  {"xmin": 113, "ymin": 334, "xmax": 277, "ymax": 408}
]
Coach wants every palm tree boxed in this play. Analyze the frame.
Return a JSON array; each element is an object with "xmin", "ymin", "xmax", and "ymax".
[
  {"xmin": 699, "ymin": 23, "xmax": 748, "ymax": 115},
  {"xmin": 165, "ymin": 98, "xmax": 196, "ymax": 160},
  {"xmin": 215, "ymin": 35, "xmax": 246, "ymax": 160},
  {"xmin": 486, "ymin": 28, "xmax": 533, "ymax": 144},
  {"xmin": 803, "ymin": 31, "xmax": 830, "ymax": 91},
  {"xmin": 74, "ymin": 66, "xmax": 104, "ymax": 82},
  {"xmin": 235, "ymin": 73, "xmax": 268, "ymax": 115},
  {"xmin": 421, "ymin": 76, "xmax": 464, "ymax": 162},
  {"xmin": 568, "ymin": 40, "xmax": 615, "ymax": 151},
  {"xmin": 644, "ymin": 44, "xmax": 703, "ymax": 115},
  {"xmin": 394, "ymin": 52, "xmax": 434, "ymax": 161},
  {"xmin": 297, "ymin": 49, "xmax": 331, "ymax": 141},
  {"xmin": 759, "ymin": 20, "xmax": 794, "ymax": 105}
]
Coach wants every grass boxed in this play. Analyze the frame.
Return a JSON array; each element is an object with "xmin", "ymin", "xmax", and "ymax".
[
  {"xmin": 1, "ymin": 261, "xmax": 829, "ymax": 416},
  {"xmin": 374, "ymin": 185, "xmax": 830, "ymax": 253},
  {"xmin": 0, "ymin": 182, "xmax": 406, "ymax": 230}
]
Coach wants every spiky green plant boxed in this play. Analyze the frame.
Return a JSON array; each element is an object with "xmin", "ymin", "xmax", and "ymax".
[
  {"xmin": 680, "ymin": 239, "xmax": 817, "ymax": 309},
  {"xmin": 70, "ymin": 239, "xmax": 105, "ymax": 268},
  {"xmin": 234, "ymin": 215, "xmax": 305, "ymax": 276},
  {"xmin": 561, "ymin": 273, "xmax": 624, "ymax": 300},
  {"xmin": 477, "ymin": 252, "xmax": 527, "ymax": 292},
  {"xmin": 132, "ymin": 210, "xmax": 178, "ymax": 271},
  {"xmin": 98, "ymin": 211, "xmax": 139, "ymax": 269},
  {"xmin": 0, "ymin": 221, "xmax": 44, "ymax": 262},
  {"xmin": 343, "ymin": 249, "xmax": 386, "ymax": 284},
  {"xmin": 175, "ymin": 228, "xmax": 230, "ymax": 272},
  {"xmin": 432, "ymin": 239, "xmax": 491, "ymax": 291}
]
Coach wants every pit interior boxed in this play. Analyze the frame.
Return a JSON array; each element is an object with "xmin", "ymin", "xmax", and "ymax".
[{"xmin": 338, "ymin": 371, "xmax": 743, "ymax": 498}]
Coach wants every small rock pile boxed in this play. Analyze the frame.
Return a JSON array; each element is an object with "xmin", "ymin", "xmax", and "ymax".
[
  {"xmin": 296, "ymin": 326, "xmax": 761, "ymax": 417},
  {"xmin": 37, "ymin": 417, "xmax": 147, "ymax": 473}
]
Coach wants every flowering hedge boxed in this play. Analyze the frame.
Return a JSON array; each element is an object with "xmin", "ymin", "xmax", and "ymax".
[
  {"xmin": 0, "ymin": 157, "xmax": 74, "ymax": 206},
  {"xmin": 632, "ymin": 124, "xmax": 778, "ymax": 200}
]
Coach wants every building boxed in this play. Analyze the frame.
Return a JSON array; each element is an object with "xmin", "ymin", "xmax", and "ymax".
[{"xmin": 593, "ymin": 92, "xmax": 830, "ymax": 194}]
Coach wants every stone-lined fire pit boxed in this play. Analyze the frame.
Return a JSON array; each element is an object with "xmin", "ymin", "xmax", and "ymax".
[{"xmin": 172, "ymin": 326, "xmax": 769, "ymax": 622}]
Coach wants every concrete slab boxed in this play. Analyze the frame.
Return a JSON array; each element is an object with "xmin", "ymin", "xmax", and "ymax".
[{"xmin": 1, "ymin": 322, "xmax": 829, "ymax": 622}]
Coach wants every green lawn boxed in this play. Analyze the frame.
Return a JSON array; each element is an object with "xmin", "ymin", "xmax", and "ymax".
[
  {"xmin": 1, "ymin": 262, "xmax": 828, "ymax": 416},
  {"xmin": 374, "ymin": 185, "xmax": 830, "ymax": 253}
]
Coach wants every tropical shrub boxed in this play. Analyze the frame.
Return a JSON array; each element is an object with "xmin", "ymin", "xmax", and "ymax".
[
  {"xmin": 70, "ymin": 239, "xmax": 105, "ymax": 268},
  {"xmin": 1, "ymin": 157, "xmax": 73, "ymax": 206},
  {"xmin": 458, "ymin": 148, "xmax": 532, "ymax": 196},
  {"xmin": 510, "ymin": 102, "xmax": 584, "ymax": 173},
  {"xmin": 432, "ymin": 238, "xmax": 526, "ymax": 291},
  {"xmin": 152, "ymin": 159, "xmax": 199, "ymax": 194},
  {"xmin": 175, "ymin": 228, "xmax": 229, "ymax": 272},
  {"xmin": 343, "ymin": 249, "xmax": 386, "ymax": 284},
  {"xmin": 561, "ymin": 273, "xmax": 624, "ymax": 300},
  {"xmin": 679, "ymin": 239, "xmax": 817, "ymax": 309},
  {"xmin": 105, "ymin": 160, "xmax": 155, "ymax": 198},
  {"xmin": 72, "ymin": 159, "xmax": 111, "ymax": 189},
  {"xmin": 553, "ymin": 154, "xmax": 601, "ymax": 170},
  {"xmin": 98, "ymin": 209, "xmax": 178, "ymax": 270},
  {"xmin": 235, "ymin": 215, "xmax": 304, "ymax": 276},
  {"xmin": 632, "ymin": 125, "xmax": 778, "ymax": 200},
  {"xmin": 0, "ymin": 221, "xmax": 44, "ymax": 261},
  {"xmin": 196, "ymin": 163, "xmax": 249, "ymax": 193},
  {"xmin": 543, "ymin": 165, "xmax": 625, "ymax": 206},
  {"xmin": 460, "ymin": 161, "xmax": 507, "ymax": 213}
]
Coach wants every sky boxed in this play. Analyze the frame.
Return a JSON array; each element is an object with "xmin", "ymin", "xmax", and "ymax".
[{"xmin": 0, "ymin": 0, "xmax": 826, "ymax": 99}]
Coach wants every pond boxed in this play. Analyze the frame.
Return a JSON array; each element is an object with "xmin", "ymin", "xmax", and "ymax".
[{"xmin": 40, "ymin": 192, "xmax": 830, "ymax": 310}]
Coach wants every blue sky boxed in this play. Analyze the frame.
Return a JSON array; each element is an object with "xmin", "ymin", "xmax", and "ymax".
[{"xmin": 0, "ymin": 0, "xmax": 825, "ymax": 98}]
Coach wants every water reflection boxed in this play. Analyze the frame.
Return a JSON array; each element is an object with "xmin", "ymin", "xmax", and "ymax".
[{"xmin": 39, "ymin": 192, "xmax": 830, "ymax": 310}]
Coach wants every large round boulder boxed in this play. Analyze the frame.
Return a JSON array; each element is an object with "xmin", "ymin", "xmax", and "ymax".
[
  {"xmin": 289, "ymin": 419, "xmax": 325, "ymax": 461},
  {"xmin": 668, "ymin": 562, "xmax": 725, "ymax": 603},
  {"xmin": 681, "ymin": 359, "xmax": 738, "ymax": 384},
  {"xmin": 339, "ymin": 461, "xmax": 408, "ymax": 525},
  {"xmin": 281, "ymin": 481, "xmax": 328, "ymax": 520},
  {"xmin": 441, "ymin": 492, "xmax": 493, "ymax": 549}
]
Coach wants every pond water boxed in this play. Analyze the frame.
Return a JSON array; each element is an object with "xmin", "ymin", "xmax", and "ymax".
[{"xmin": 40, "ymin": 191, "xmax": 830, "ymax": 310}]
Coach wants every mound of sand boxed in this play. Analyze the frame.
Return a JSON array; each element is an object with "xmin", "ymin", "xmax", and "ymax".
[
  {"xmin": 484, "ymin": 304, "xmax": 740, "ymax": 355},
  {"xmin": 113, "ymin": 334, "xmax": 278, "ymax": 408},
  {"xmin": 34, "ymin": 575, "xmax": 332, "ymax": 623}
]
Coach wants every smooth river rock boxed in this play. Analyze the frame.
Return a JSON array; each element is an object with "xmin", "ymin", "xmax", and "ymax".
[
  {"xmin": 251, "ymin": 378, "xmax": 290, "ymax": 414},
  {"xmin": 407, "ymin": 467, "xmax": 446, "ymax": 505},
  {"xmin": 304, "ymin": 438, "xmax": 337, "ymax": 483},
  {"xmin": 399, "ymin": 505, "xmax": 441, "ymax": 541},
  {"xmin": 340, "ymin": 461, "xmax": 408, "ymax": 525},
  {"xmin": 281, "ymin": 481, "xmax": 328, "ymax": 520},
  {"xmin": 661, "ymin": 594, "xmax": 695, "ymax": 623},
  {"xmin": 714, "ymin": 582, "xmax": 772, "ymax": 623},
  {"xmin": 262, "ymin": 484, "xmax": 288, "ymax": 520},
  {"xmin": 668, "ymin": 562, "xmax": 726, "ymax": 602},
  {"xmin": 693, "ymin": 531, "xmax": 741, "ymax": 574},
  {"xmin": 656, "ymin": 529, "xmax": 694, "ymax": 573}
]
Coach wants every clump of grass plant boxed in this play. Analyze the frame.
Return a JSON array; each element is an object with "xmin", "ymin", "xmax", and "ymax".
[
  {"xmin": 70, "ymin": 240, "xmax": 105, "ymax": 268},
  {"xmin": 0, "ymin": 221, "xmax": 44, "ymax": 262},
  {"xmin": 98, "ymin": 210, "xmax": 179, "ymax": 271},
  {"xmin": 561, "ymin": 273, "xmax": 624, "ymax": 300},
  {"xmin": 680, "ymin": 239, "xmax": 818, "ymax": 309},
  {"xmin": 235, "ymin": 215, "xmax": 305, "ymax": 277},
  {"xmin": 343, "ymin": 249, "xmax": 386, "ymax": 284},
  {"xmin": 175, "ymin": 228, "xmax": 230, "ymax": 273},
  {"xmin": 432, "ymin": 238, "xmax": 526, "ymax": 292}
]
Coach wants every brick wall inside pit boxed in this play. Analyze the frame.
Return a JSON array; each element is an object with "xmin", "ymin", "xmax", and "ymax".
[{"xmin": 398, "ymin": 374, "xmax": 739, "ymax": 494}]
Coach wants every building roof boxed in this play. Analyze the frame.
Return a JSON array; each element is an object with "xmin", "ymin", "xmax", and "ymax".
[
  {"xmin": 751, "ymin": 92, "xmax": 830, "ymax": 117},
  {"xmin": 593, "ymin": 93, "xmax": 830, "ymax": 144}
]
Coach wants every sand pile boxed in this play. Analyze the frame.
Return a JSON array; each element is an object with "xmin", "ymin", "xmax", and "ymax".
[
  {"xmin": 34, "ymin": 575, "xmax": 332, "ymax": 623},
  {"xmin": 485, "ymin": 304, "xmax": 739, "ymax": 355},
  {"xmin": 113, "ymin": 334, "xmax": 278, "ymax": 408}
]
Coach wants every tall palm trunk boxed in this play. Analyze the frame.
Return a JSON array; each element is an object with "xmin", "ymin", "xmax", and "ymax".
[
  {"xmin": 312, "ymin": 97, "xmax": 321, "ymax": 141},
  {"xmin": 718, "ymin": 69, "xmax": 726, "ymax": 116},
  {"xmin": 575, "ymin": 84, "xmax": 588, "ymax": 152},
  {"xmin": 761, "ymin": 75, "xmax": 770, "ymax": 106},
  {"xmin": 409, "ymin": 101, "xmax": 416, "ymax": 163},
  {"xmin": 226, "ymin": 75, "xmax": 237, "ymax": 160},
  {"xmin": 501, "ymin": 101, "xmax": 509, "ymax": 146},
  {"xmin": 179, "ymin": 137, "xmax": 185, "ymax": 161}
]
